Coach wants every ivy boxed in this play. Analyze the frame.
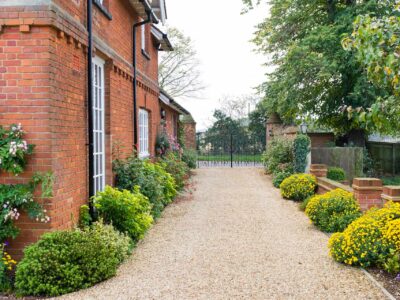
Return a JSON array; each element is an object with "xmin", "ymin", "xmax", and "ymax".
[{"xmin": 293, "ymin": 134, "xmax": 311, "ymax": 173}]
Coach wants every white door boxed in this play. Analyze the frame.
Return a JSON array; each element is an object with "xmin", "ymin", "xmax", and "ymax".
[{"xmin": 92, "ymin": 56, "xmax": 106, "ymax": 193}]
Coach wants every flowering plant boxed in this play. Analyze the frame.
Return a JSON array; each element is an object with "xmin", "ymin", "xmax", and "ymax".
[
  {"xmin": 0, "ymin": 174, "xmax": 52, "ymax": 242},
  {"xmin": 305, "ymin": 189, "xmax": 361, "ymax": 233},
  {"xmin": 0, "ymin": 242, "xmax": 16, "ymax": 292},
  {"xmin": 155, "ymin": 127, "xmax": 181, "ymax": 157},
  {"xmin": 280, "ymin": 173, "xmax": 317, "ymax": 201},
  {"xmin": 0, "ymin": 124, "xmax": 34, "ymax": 176},
  {"xmin": 329, "ymin": 202, "xmax": 400, "ymax": 268}
]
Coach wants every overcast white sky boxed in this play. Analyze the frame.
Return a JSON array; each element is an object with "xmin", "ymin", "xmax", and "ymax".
[{"xmin": 164, "ymin": 0, "xmax": 270, "ymax": 131}]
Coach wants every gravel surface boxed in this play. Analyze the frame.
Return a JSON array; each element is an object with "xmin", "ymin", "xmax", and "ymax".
[{"xmin": 56, "ymin": 168, "xmax": 388, "ymax": 300}]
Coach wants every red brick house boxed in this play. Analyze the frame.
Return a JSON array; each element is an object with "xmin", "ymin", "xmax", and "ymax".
[{"xmin": 0, "ymin": 0, "xmax": 190, "ymax": 257}]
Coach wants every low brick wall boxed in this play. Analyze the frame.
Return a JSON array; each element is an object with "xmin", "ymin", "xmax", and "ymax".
[
  {"xmin": 310, "ymin": 164, "xmax": 398, "ymax": 211},
  {"xmin": 316, "ymin": 177, "xmax": 353, "ymax": 195}
]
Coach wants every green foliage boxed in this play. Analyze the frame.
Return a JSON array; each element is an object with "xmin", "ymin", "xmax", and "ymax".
[
  {"xmin": 262, "ymin": 137, "xmax": 293, "ymax": 174},
  {"xmin": 363, "ymin": 148, "xmax": 377, "ymax": 177},
  {"xmin": 293, "ymin": 134, "xmax": 310, "ymax": 173},
  {"xmin": 93, "ymin": 186, "xmax": 153, "ymax": 242},
  {"xmin": 248, "ymin": 102, "xmax": 267, "ymax": 146},
  {"xmin": 0, "ymin": 124, "xmax": 34, "ymax": 175},
  {"xmin": 15, "ymin": 222, "xmax": 131, "ymax": 297},
  {"xmin": 327, "ymin": 167, "xmax": 346, "ymax": 182},
  {"xmin": 342, "ymin": 2, "xmax": 400, "ymax": 133},
  {"xmin": 382, "ymin": 176, "xmax": 400, "ymax": 186},
  {"xmin": 300, "ymin": 196, "xmax": 312, "ymax": 212},
  {"xmin": 280, "ymin": 174, "xmax": 317, "ymax": 201},
  {"xmin": 146, "ymin": 161, "xmax": 177, "ymax": 205},
  {"xmin": 182, "ymin": 148, "xmax": 197, "ymax": 169},
  {"xmin": 380, "ymin": 249, "xmax": 400, "ymax": 274},
  {"xmin": 246, "ymin": 0, "xmax": 391, "ymax": 134},
  {"xmin": 114, "ymin": 156, "xmax": 164, "ymax": 218},
  {"xmin": 160, "ymin": 152, "xmax": 189, "ymax": 191},
  {"xmin": 78, "ymin": 205, "xmax": 91, "ymax": 229},
  {"xmin": 305, "ymin": 189, "xmax": 362, "ymax": 233},
  {"xmin": 272, "ymin": 170, "xmax": 292, "ymax": 188}
]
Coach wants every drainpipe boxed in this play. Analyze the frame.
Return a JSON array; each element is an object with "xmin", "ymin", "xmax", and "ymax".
[
  {"xmin": 87, "ymin": 0, "xmax": 95, "ymax": 201},
  {"xmin": 132, "ymin": 5, "xmax": 158, "ymax": 152}
]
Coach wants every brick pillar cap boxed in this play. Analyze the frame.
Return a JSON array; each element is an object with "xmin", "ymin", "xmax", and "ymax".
[
  {"xmin": 383, "ymin": 186, "xmax": 400, "ymax": 197},
  {"xmin": 353, "ymin": 178, "xmax": 383, "ymax": 187},
  {"xmin": 310, "ymin": 164, "xmax": 328, "ymax": 170}
]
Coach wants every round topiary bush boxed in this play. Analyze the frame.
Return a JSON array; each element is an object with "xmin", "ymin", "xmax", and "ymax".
[
  {"xmin": 280, "ymin": 173, "xmax": 317, "ymax": 201},
  {"xmin": 305, "ymin": 189, "xmax": 361, "ymax": 233},
  {"xmin": 329, "ymin": 201, "xmax": 400, "ymax": 267},
  {"xmin": 15, "ymin": 222, "xmax": 131, "ymax": 297},
  {"xmin": 327, "ymin": 167, "xmax": 346, "ymax": 182}
]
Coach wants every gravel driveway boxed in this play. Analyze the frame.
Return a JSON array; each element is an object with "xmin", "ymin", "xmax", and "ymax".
[{"xmin": 57, "ymin": 168, "xmax": 388, "ymax": 300}]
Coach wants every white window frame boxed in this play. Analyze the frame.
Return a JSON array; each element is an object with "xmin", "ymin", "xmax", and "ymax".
[
  {"xmin": 141, "ymin": 22, "xmax": 146, "ymax": 51},
  {"xmin": 139, "ymin": 109, "xmax": 150, "ymax": 158},
  {"xmin": 92, "ymin": 56, "xmax": 106, "ymax": 193}
]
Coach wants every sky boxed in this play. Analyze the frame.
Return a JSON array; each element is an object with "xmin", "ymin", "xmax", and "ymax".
[{"xmin": 164, "ymin": 0, "xmax": 270, "ymax": 131}]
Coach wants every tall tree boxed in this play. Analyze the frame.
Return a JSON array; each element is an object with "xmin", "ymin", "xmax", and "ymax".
[
  {"xmin": 159, "ymin": 27, "xmax": 205, "ymax": 99},
  {"xmin": 243, "ymin": 0, "xmax": 390, "ymax": 137},
  {"xmin": 342, "ymin": 0, "xmax": 400, "ymax": 134}
]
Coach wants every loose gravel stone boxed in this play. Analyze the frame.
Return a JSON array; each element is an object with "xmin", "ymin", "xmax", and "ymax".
[{"xmin": 56, "ymin": 168, "xmax": 388, "ymax": 300}]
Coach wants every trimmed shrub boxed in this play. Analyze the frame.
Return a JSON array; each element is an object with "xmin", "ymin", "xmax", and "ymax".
[
  {"xmin": 327, "ymin": 167, "xmax": 346, "ymax": 182},
  {"xmin": 114, "ymin": 156, "xmax": 167, "ymax": 218},
  {"xmin": 15, "ymin": 222, "xmax": 131, "ymax": 297},
  {"xmin": 161, "ymin": 152, "xmax": 189, "ymax": 190},
  {"xmin": 329, "ymin": 202, "xmax": 400, "ymax": 267},
  {"xmin": 280, "ymin": 174, "xmax": 317, "ymax": 201},
  {"xmin": 182, "ymin": 148, "xmax": 197, "ymax": 169},
  {"xmin": 305, "ymin": 189, "xmax": 361, "ymax": 233},
  {"xmin": 293, "ymin": 134, "xmax": 311, "ymax": 173},
  {"xmin": 262, "ymin": 137, "xmax": 293, "ymax": 174},
  {"xmin": 272, "ymin": 170, "xmax": 292, "ymax": 188},
  {"xmin": 93, "ymin": 186, "xmax": 153, "ymax": 242}
]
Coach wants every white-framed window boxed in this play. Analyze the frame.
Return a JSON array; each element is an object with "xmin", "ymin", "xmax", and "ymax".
[
  {"xmin": 92, "ymin": 56, "xmax": 106, "ymax": 193},
  {"xmin": 139, "ymin": 109, "xmax": 150, "ymax": 158},
  {"xmin": 141, "ymin": 22, "xmax": 146, "ymax": 51}
]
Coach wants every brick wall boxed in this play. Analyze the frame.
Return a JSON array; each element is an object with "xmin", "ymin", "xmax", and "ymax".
[{"xmin": 0, "ymin": 0, "xmax": 165, "ymax": 257}]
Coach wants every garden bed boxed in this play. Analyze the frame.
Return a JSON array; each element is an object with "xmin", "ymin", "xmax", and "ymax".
[{"xmin": 368, "ymin": 268, "xmax": 400, "ymax": 299}]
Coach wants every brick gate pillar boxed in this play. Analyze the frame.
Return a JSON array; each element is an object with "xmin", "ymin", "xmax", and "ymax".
[{"xmin": 352, "ymin": 178, "xmax": 383, "ymax": 211}]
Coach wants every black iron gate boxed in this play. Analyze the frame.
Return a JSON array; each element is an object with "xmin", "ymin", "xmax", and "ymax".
[{"xmin": 196, "ymin": 132, "xmax": 265, "ymax": 168}]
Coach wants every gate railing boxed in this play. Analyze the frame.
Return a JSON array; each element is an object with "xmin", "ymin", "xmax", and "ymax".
[{"xmin": 197, "ymin": 133, "xmax": 264, "ymax": 168}]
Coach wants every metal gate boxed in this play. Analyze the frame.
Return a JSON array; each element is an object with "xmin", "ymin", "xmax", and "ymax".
[{"xmin": 197, "ymin": 132, "xmax": 265, "ymax": 168}]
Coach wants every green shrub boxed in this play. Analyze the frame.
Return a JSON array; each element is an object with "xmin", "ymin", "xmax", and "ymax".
[
  {"xmin": 161, "ymin": 152, "xmax": 189, "ymax": 190},
  {"xmin": 305, "ymin": 189, "xmax": 362, "ymax": 233},
  {"xmin": 329, "ymin": 202, "xmax": 400, "ymax": 267},
  {"xmin": 280, "ymin": 174, "xmax": 317, "ymax": 201},
  {"xmin": 15, "ymin": 222, "xmax": 131, "ymax": 297},
  {"xmin": 272, "ymin": 170, "xmax": 292, "ymax": 188},
  {"xmin": 93, "ymin": 186, "xmax": 153, "ymax": 242},
  {"xmin": 300, "ymin": 196, "xmax": 313, "ymax": 211},
  {"xmin": 79, "ymin": 205, "xmax": 91, "ymax": 229},
  {"xmin": 0, "ymin": 245, "xmax": 16, "ymax": 293},
  {"xmin": 182, "ymin": 148, "xmax": 197, "ymax": 169},
  {"xmin": 262, "ymin": 137, "xmax": 293, "ymax": 174},
  {"xmin": 327, "ymin": 167, "xmax": 346, "ymax": 182},
  {"xmin": 293, "ymin": 134, "xmax": 311, "ymax": 173},
  {"xmin": 145, "ymin": 162, "xmax": 177, "ymax": 205},
  {"xmin": 114, "ymin": 156, "xmax": 166, "ymax": 218}
]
